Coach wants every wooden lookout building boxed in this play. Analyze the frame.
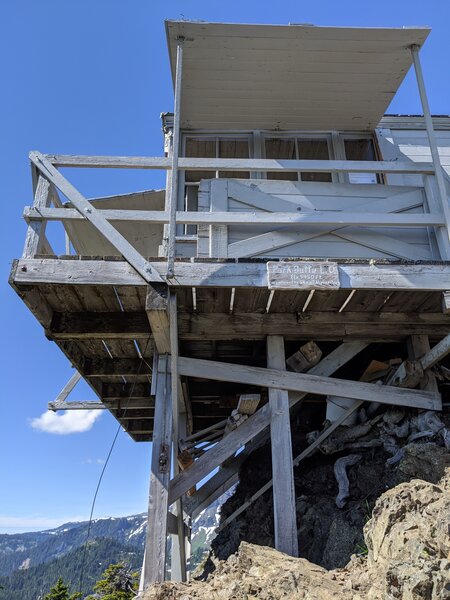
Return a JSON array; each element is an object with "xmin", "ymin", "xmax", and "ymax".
[{"xmin": 10, "ymin": 20, "xmax": 450, "ymax": 589}]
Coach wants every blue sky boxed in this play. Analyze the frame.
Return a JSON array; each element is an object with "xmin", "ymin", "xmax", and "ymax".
[{"xmin": 1, "ymin": 0, "xmax": 449, "ymax": 533}]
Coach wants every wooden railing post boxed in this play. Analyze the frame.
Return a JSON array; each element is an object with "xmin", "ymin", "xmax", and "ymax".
[
  {"xmin": 166, "ymin": 36, "xmax": 184, "ymax": 278},
  {"xmin": 22, "ymin": 175, "xmax": 50, "ymax": 258},
  {"xmin": 411, "ymin": 44, "xmax": 450, "ymax": 245}
]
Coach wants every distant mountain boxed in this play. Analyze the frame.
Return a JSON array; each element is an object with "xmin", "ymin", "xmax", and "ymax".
[
  {"xmin": 0, "ymin": 537, "xmax": 142, "ymax": 600},
  {"xmin": 0, "ymin": 492, "xmax": 230, "ymax": 599}
]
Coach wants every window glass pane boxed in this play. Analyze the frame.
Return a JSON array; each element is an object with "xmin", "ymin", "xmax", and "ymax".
[
  {"xmin": 184, "ymin": 137, "xmax": 216, "ymax": 183},
  {"xmin": 344, "ymin": 138, "xmax": 378, "ymax": 184},
  {"xmin": 219, "ymin": 139, "xmax": 249, "ymax": 179},
  {"xmin": 265, "ymin": 138, "xmax": 297, "ymax": 181},
  {"xmin": 297, "ymin": 139, "xmax": 331, "ymax": 182}
]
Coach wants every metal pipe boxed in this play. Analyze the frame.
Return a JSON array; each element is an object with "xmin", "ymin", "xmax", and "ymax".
[
  {"xmin": 167, "ymin": 37, "xmax": 184, "ymax": 277},
  {"xmin": 410, "ymin": 44, "xmax": 450, "ymax": 243}
]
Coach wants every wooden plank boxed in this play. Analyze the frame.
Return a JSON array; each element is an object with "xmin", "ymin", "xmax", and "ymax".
[
  {"xmin": 143, "ymin": 356, "xmax": 172, "ymax": 586},
  {"xmin": 177, "ymin": 356, "xmax": 440, "ymax": 410},
  {"xmin": 209, "ymin": 179, "xmax": 229, "ymax": 258},
  {"xmin": 266, "ymin": 336, "xmax": 298, "ymax": 556},
  {"xmin": 267, "ymin": 261, "xmax": 340, "ymax": 290},
  {"xmin": 29, "ymin": 152, "xmax": 163, "ymax": 283},
  {"xmin": 45, "ymin": 154, "xmax": 436, "ymax": 174},
  {"xmin": 168, "ymin": 342, "xmax": 368, "ymax": 503},
  {"xmin": 24, "ymin": 206, "xmax": 446, "ymax": 226},
  {"xmin": 420, "ymin": 333, "xmax": 450, "ymax": 370},
  {"xmin": 13, "ymin": 259, "xmax": 450, "ymax": 291},
  {"xmin": 49, "ymin": 312, "xmax": 150, "ymax": 339},
  {"xmin": 146, "ymin": 284, "xmax": 170, "ymax": 354}
]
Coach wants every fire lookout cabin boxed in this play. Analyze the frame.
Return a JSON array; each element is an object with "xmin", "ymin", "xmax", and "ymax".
[{"xmin": 10, "ymin": 20, "xmax": 450, "ymax": 589}]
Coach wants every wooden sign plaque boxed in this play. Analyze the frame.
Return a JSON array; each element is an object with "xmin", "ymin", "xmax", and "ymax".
[{"xmin": 267, "ymin": 261, "xmax": 340, "ymax": 290}]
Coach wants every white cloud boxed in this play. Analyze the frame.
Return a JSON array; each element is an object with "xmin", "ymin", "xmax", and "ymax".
[
  {"xmin": 30, "ymin": 410, "xmax": 101, "ymax": 434},
  {"xmin": 83, "ymin": 458, "xmax": 105, "ymax": 465}
]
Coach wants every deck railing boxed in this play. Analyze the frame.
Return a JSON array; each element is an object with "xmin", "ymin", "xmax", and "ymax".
[{"xmin": 23, "ymin": 150, "xmax": 450, "ymax": 281}]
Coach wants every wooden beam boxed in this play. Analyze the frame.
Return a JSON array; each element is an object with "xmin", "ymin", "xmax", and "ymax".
[
  {"xmin": 176, "ymin": 356, "xmax": 440, "ymax": 410},
  {"xmin": 407, "ymin": 335, "xmax": 439, "ymax": 394},
  {"xmin": 420, "ymin": 333, "xmax": 450, "ymax": 370},
  {"xmin": 24, "ymin": 205, "xmax": 445, "ymax": 227},
  {"xmin": 45, "ymin": 153, "xmax": 435, "ymax": 175},
  {"xmin": 29, "ymin": 151, "xmax": 163, "ymax": 283},
  {"xmin": 168, "ymin": 342, "xmax": 368, "ymax": 503},
  {"xmin": 48, "ymin": 312, "xmax": 150, "ymax": 340},
  {"xmin": 266, "ymin": 336, "xmax": 298, "ymax": 557},
  {"xmin": 83, "ymin": 358, "xmax": 151, "ymax": 377},
  {"xmin": 143, "ymin": 355, "xmax": 172, "ymax": 586},
  {"xmin": 146, "ymin": 284, "xmax": 170, "ymax": 353},
  {"xmin": 13, "ymin": 258, "xmax": 450, "ymax": 290},
  {"xmin": 44, "ymin": 311, "xmax": 450, "ymax": 342},
  {"xmin": 49, "ymin": 400, "xmax": 106, "ymax": 411},
  {"xmin": 217, "ymin": 400, "xmax": 364, "ymax": 532}
]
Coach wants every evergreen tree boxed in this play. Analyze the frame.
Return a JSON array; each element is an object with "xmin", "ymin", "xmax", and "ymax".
[
  {"xmin": 44, "ymin": 578, "xmax": 81, "ymax": 600},
  {"xmin": 85, "ymin": 563, "xmax": 138, "ymax": 600}
]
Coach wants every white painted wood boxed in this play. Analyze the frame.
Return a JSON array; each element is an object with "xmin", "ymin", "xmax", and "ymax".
[
  {"xmin": 14, "ymin": 258, "xmax": 450, "ymax": 290},
  {"xmin": 209, "ymin": 179, "xmax": 228, "ymax": 257},
  {"xmin": 167, "ymin": 37, "xmax": 184, "ymax": 277},
  {"xmin": 165, "ymin": 21, "xmax": 429, "ymax": 130},
  {"xmin": 29, "ymin": 152, "xmax": 163, "ymax": 282},
  {"xmin": 143, "ymin": 355, "xmax": 172, "ymax": 586},
  {"xmin": 443, "ymin": 291, "xmax": 450, "ymax": 314},
  {"xmin": 424, "ymin": 176, "xmax": 450, "ymax": 259},
  {"xmin": 267, "ymin": 336, "xmax": 298, "ymax": 556},
  {"xmin": 26, "ymin": 206, "xmax": 443, "ymax": 226},
  {"xmin": 411, "ymin": 45, "xmax": 450, "ymax": 245},
  {"xmin": 177, "ymin": 356, "xmax": 439, "ymax": 409},
  {"xmin": 45, "ymin": 154, "xmax": 435, "ymax": 174}
]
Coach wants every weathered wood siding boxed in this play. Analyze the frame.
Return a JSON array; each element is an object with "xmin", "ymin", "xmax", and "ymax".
[{"xmin": 198, "ymin": 178, "xmax": 435, "ymax": 260}]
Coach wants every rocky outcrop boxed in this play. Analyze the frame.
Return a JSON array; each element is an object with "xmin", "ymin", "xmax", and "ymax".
[{"xmin": 141, "ymin": 462, "xmax": 450, "ymax": 600}]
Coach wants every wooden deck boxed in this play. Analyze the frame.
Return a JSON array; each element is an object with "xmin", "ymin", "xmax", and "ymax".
[{"xmin": 10, "ymin": 255, "xmax": 450, "ymax": 441}]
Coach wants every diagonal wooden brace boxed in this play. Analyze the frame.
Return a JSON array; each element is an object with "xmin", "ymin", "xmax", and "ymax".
[{"xmin": 29, "ymin": 151, "xmax": 163, "ymax": 283}]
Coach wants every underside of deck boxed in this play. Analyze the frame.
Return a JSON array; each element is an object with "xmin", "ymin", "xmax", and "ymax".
[{"xmin": 10, "ymin": 255, "xmax": 450, "ymax": 441}]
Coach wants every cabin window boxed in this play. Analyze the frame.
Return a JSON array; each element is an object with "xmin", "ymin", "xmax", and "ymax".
[
  {"xmin": 182, "ymin": 135, "xmax": 251, "ymax": 233},
  {"xmin": 264, "ymin": 136, "xmax": 332, "ymax": 182},
  {"xmin": 343, "ymin": 137, "xmax": 380, "ymax": 184}
]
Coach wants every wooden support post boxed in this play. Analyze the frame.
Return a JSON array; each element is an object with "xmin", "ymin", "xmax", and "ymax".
[
  {"xmin": 169, "ymin": 342, "xmax": 368, "ymax": 504},
  {"xmin": 143, "ymin": 355, "xmax": 172, "ymax": 586},
  {"xmin": 410, "ymin": 45, "xmax": 450, "ymax": 244},
  {"xmin": 168, "ymin": 292, "xmax": 188, "ymax": 582},
  {"xmin": 166, "ymin": 36, "xmax": 184, "ymax": 277},
  {"xmin": 217, "ymin": 399, "xmax": 364, "ymax": 532},
  {"xmin": 442, "ymin": 291, "xmax": 450, "ymax": 314},
  {"xmin": 266, "ymin": 335, "xmax": 298, "ymax": 557},
  {"xmin": 407, "ymin": 335, "xmax": 439, "ymax": 393},
  {"xmin": 146, "ymin": 284, "xmax": 170, "ymax": 354},
  {"xmin": 23, "ymin": 175, "xmax": 51, "ymax": 258}
]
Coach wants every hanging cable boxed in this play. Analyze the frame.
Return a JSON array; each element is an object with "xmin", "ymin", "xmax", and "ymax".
[{"xmin": 77, "ymin": 336, "xmax": 152, "ymax": 595}]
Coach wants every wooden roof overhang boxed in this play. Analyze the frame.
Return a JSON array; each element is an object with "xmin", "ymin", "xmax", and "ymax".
[{"xmin": 165, "ymin": 21, "xmax": 430, "ymax": 131}]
